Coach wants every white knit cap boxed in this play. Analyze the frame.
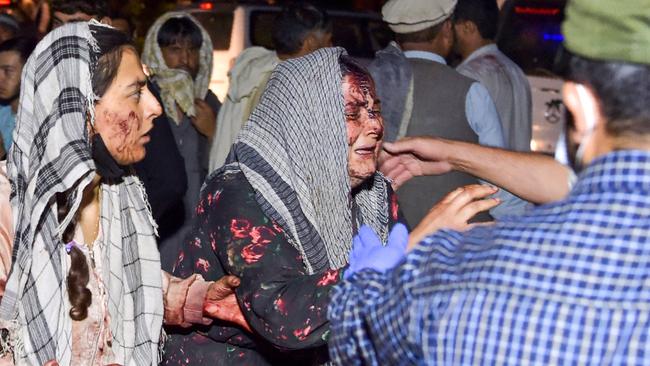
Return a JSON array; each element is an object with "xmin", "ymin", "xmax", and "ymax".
[{"xmin": 382, "ymin": 0, "xmax": 457, "ymax": 34}]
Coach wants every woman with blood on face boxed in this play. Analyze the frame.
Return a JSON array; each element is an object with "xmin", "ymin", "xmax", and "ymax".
[
  {"xmin": 161, "ymin": 48, "xmax": 403, "ymax": 365},
  {"xmin": 0, "ymin": 22, "xmax": 244, "ymax": 366}
]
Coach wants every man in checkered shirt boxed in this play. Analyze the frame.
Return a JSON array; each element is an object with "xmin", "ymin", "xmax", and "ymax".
[{"xmin": 327, "ymin": 0, "xmax": 650, "ymax": 364}]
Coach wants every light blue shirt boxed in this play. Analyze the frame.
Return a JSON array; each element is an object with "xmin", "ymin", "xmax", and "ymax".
[
  {"xmin": 0, "ymin": 104, "xmax": 15, "ymax": 153},
  {"xmin": 403, "ymin": 50, "xmax": 530, "ymax": 218}
]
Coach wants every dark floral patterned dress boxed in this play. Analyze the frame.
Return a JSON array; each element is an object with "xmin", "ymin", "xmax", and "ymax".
[{"xmin": 161, "ymin": 169, "xmax": 403, "ymax": 365}]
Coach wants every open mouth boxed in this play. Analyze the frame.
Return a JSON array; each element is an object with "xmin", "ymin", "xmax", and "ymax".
[{"xmin": 354, "ymin": 144, "xmax": 377, "ymax": 157}]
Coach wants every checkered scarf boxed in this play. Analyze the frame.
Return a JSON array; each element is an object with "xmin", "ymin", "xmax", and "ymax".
[
  {"xmin": 0, "ymin": 22, "xmax": 163, "ymax": 365},
  {"xmin": 141, "ymin": 11, "xmax": 213, "ymax": 124},
  {"xmin": 227, "ymin": 47, "xmax": 391, "ymax": 274}
]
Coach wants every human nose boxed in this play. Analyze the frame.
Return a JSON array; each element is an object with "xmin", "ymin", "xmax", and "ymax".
[
  {"xmin": 180, "ymin": 48, "xmax": 190, "ymax": 65},
  {"xmin": 142, "ymin": 86, "xmax": 162, "ymax": 120}
]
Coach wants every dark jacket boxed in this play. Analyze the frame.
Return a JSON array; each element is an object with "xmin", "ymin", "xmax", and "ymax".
[{"xmin": 133, "ymin": 81, "xmax": 187, "ymax": 223}]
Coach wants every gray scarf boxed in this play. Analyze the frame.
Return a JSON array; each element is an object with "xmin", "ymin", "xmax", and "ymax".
[{"xmin": 225, "ymin": 47, "xmax": 390, "ymax": 274}]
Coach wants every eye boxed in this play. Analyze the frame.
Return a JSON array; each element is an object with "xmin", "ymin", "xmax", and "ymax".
[{"xmin": 131, "ymin": 89, "xmax": 142, "ymax": 102}]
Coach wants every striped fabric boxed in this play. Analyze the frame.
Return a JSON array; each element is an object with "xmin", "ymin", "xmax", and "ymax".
[
  {"xmin": 328, "ymin": 150, "xmax": 650, "ymax": 365},
  {"xmin": 224, "ymin": 47, "xmax": 390, "ymax": 274},
  {"xmin": 0, "ymin": 22, "xmax": 163, "ymax": 365}
]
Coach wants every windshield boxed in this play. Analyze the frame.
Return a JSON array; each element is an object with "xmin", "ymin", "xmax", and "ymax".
[
  {"xmin": 497, "ymin": 0, "xmax": 566, "ymax": 76},
  {"xmin": 192, "ymin": 11, "xmax": 234, "ymax": 50}
]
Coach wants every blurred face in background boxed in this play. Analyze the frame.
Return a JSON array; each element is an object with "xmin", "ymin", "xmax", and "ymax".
[
  {"xmin": 161, "ymin": 37, "xmax": 200, "ymax": 79},
  {"xmin": 0, "ymin": 50, "xmax": 23, "ymax": 102}
]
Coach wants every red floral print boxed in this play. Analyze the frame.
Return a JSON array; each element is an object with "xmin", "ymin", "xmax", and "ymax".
[
  {"xmin": 317, "ymin": 269, "xmax": 339, "ymax": 287},
  {"xmin": 241, "ymin": 243, "xmax": 266, "ymax": 264},
  {"xmin": 195, "ymin": 258, "xmax": 211, "ymax": 273},
  {"xmin": 272, "ymin": 221, "xmax": 284, "ymax": 234},
  {"xmin": 274, "ymin": 297, "xmax": 288, "ymax": 316},
  {"xmin": 293, "ymin": 325, "xmax": 312, "ymax": 341},
  {"xmin": 230, "ymin": 218, "xmax": 252, "ymax": 239},
  {"xmin": 250, "ymin": 226, "xmax": 275, "ymax": 245},
  {"xmin": 391, "ymin": 193, "xmax": 399, "ymax": 221}
]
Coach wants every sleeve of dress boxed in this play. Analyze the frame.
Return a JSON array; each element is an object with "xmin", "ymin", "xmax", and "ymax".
[
  {"xmin": 161, "ymin": 270, "xmax": 213, "ymax": 327},
  {"xmin": 192, "ymin": 175, "xmax": 343, "ymax": 351}
]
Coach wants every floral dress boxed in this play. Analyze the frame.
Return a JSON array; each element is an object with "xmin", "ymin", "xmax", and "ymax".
[{"xmin": 161, "ymin": 169, "xmax": 403, "ymax": 365}]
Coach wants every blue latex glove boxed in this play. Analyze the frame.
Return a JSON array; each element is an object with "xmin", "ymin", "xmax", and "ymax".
[{"xmin": 344, "ymin": 223, "xmax": 409, "ymax": 279}]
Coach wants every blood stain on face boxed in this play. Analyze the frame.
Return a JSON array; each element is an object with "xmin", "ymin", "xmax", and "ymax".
[{"xmin": 342, "ymin": 70, "xmax": 384, "ymax": 188}]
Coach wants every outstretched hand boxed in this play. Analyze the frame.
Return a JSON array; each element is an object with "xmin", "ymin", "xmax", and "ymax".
[
  {"xmin": 408, "ymin": 184, "xmax": 500, "ymax": 249},
  {"xmin": 345, "ymin": 224, "xmax": 409, "ymax": 279},
  {"xmin": 380, "ymin": 137, "xmax": 453, "ymax": 190},
  {"xmin": 204, "ymin": 275, "xmax": 252, "ymax": 332}
]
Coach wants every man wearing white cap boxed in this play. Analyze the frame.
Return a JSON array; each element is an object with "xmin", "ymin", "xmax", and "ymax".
[{"xmin": 369, "ymin": 0, "xmax": 527, "ymax": 227}]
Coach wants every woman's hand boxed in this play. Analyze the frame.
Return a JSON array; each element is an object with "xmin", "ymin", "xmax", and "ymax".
[
  {"xmin": 203, "ymin": 275, "xmax": 252, "ymax": 332},
  {"xmin": 344, "ymin": 224, "xmax": 409, "ymax": 279},
  {"xmin": 408, "ymin": 185, "xmax": 500, "ymax": 250}
]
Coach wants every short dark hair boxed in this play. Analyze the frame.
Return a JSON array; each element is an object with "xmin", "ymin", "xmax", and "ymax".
[
  {"xmin": 394, "ymin": 22, "xmax": 445, "ymax": 44},
  {"xmin": 453, "ymin": 0, "xmax": 499, "ymax": 40},
  {"xmin": 0, "ymin": 36, "xmax": 38, "ymax": 64},
  {"xmin": 157, "ymin": 17, "xmax": 202, "ymax": 49},
  {"xmin": 0, "ymin": 13, "xmax": 19, "ymax": 35},
  {"xmin": 560, "ymin": 50, "xmax": 650, "ymax": 138},
  {"xmin": 272, "ymin": 4, "xmax": 331, "ymax": 55},
  {"xmin": 51, "ymin": 0, "xmax": 109, "ymax": 18}
]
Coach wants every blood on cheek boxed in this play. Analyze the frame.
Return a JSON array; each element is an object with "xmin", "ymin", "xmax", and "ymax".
[{"xmin": 100, "ymin": 110, "xmax": 142, "ymax": 158}]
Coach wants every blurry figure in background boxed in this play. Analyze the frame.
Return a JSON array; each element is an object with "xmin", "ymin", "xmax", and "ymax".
[
  {"xmin": 51, "ymin": 0, "xmax": 110, "ymax": 28},
  {"xmin": 110, "ymin": 11, "xmax": 136, "ymax": 39},
  {"xmin": 142, "ymin": 12, "xmax": 221, "ymax": 270},
  {"xmin": 328, "ymin": 0, "xmax": 650, "ymax": 363},
  {"xmin": 0, "ymin": 37, "xmax": 37, "ymax": 154},
  {"xmin": 50, "ymin": 1, "xmax": 189, "ymax": 239},
  {"xmin": 0, "ymin": 14, "xmax": 19, "ymax": 43},
  {"xmin": 209, "ymin": 3, "xmax": 332, "ymax": 171},
  {"xmin": 369, "ymin": 0, "xmax": 524, "ymax": 226},
  {"xmin": 17, "ymin": 0, "xmax": 50, "ymax": 37},
  {"xmin": 453, "ymin": 0, "xmax": 532, "ymax": 152}
]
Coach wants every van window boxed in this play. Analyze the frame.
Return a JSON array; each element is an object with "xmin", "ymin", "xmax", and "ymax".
[
  {"xmin": 497, "ymin": 0, "xmax": 566, "ymax": 76},
  {"xmin": 192, "ymin": 11, "xmax": 235, "ymax": 50}
]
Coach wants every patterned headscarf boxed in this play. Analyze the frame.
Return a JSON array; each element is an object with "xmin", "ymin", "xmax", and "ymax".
[
  {"xmin": 0, "ymin": 22, "xmax": 163, "ymax": 365},
  {"xmin": 141, "ymin": 11, "xmax": 213, "ymax": 124},
  {"xmin": 225, "ymin": 47, "xmax": 391, "ymax": 274}
]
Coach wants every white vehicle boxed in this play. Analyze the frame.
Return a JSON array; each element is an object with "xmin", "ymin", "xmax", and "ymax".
[
  {"xmin": 498, "ymin": 0, "xmax": 567, "ymax": 154},
  {"xmin": 182, "ymin": 2, "xmax": 392, "ymax": 102}
]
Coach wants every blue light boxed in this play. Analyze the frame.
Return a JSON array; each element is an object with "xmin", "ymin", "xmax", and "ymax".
[{"xmin": 543, "ymin": 33, "xmax": 564, "ymax": 42}]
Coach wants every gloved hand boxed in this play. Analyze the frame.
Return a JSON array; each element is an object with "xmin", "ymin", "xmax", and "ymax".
[{"xmin": 344, "ymin": 223, "xmax": 409, "ymax": 279}]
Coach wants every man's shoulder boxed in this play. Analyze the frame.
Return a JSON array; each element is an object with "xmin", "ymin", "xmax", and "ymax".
[{"xmin": 410, "ymin": 59, "xmax": 475, "ymax": 88}]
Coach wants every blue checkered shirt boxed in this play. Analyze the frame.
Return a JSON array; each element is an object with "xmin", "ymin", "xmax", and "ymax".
[{"xmin": 328, "ymin": 150, "xmax": 650, "ymax": 365}]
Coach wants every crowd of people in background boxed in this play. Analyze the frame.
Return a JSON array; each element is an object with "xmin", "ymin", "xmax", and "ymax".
[{"xmin": 0, "ymin": 0, "xmax": 648, "ymax": 365}]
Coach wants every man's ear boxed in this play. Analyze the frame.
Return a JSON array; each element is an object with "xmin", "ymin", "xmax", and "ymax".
[
  {"xmin": 562, "ymin": 81, "xmax": 603, "ymax": 133},
  {"xmin": 99, "ymin": 17, "xmax": 112, "ymax": 26},
  {"xmin": 462, "ymin": 20, "xmax": 477, "ymax": 36}
]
